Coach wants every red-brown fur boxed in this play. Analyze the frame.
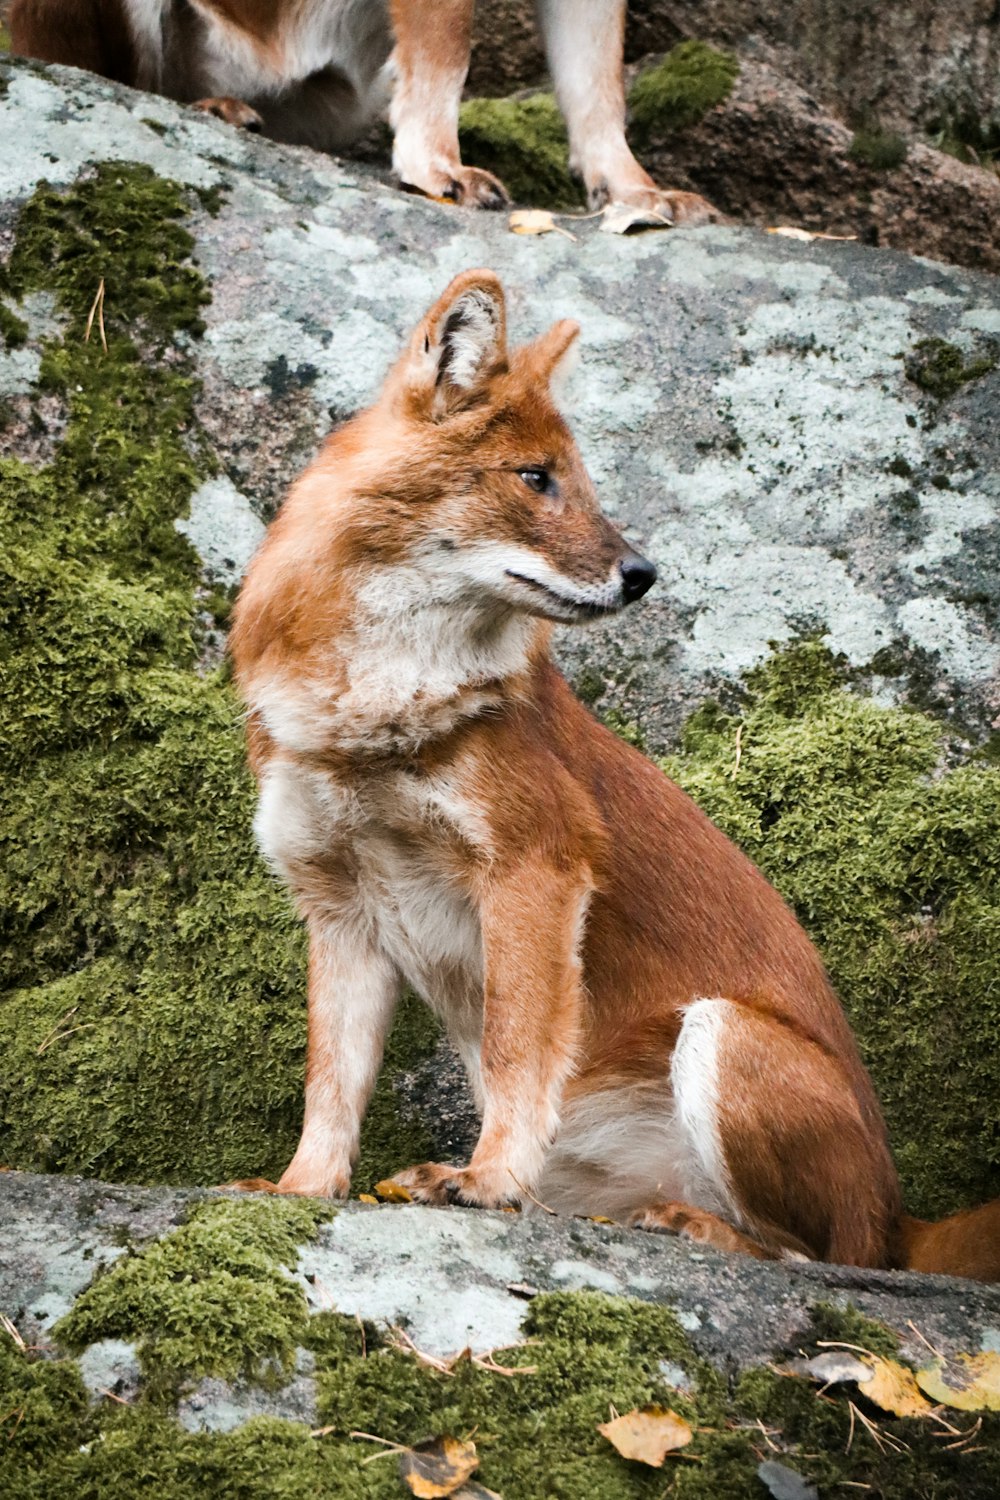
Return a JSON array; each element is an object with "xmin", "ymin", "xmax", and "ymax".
[
  {"xmin": 10, "ymin": 0, "xmax": 717, "ymax": 219},
  {"xmin": 229, "ymin": 269, "xmax": 999, "ymax": 1282}
]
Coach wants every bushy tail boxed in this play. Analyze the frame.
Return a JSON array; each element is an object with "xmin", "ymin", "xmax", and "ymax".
[{"xmin": 897, "ymin": 1200, "xmax": 1000, "ymax": 1282}]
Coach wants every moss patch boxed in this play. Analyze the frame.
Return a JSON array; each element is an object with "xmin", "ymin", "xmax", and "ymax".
[
  {"xmin": 848, "ymin": 127, "xmax": 909, "ymax": 170},
  {"xmin": 6, "ymin": 1290, "xmax": 1000, "ymax": 1498},
  {"xmin": 628, "ymin": 41, "xmax": 739, "ymax": 147},
  {"xmin": 458, "ymin": 93, "xmax": 582, "ymax": 210},
  {"xmin": 55, "ymin": 1196, "xmax": 329, "ymax": 1387},
  {"xmin": 663, "ymin": 637, "xmax": 1000, "ymax": 1217},
  {"xmin": 0, "ymin": 162, "xmax": 438, "ymax": 1191},
  {"xmin": 905, "ymin": 336, "xmax": 998, "ymax": 398}
]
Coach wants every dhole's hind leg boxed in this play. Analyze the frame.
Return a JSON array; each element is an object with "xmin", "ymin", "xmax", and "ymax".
[{"xmin": 631, "ymin": 998, "xmax": 899, "ymax": 1267}]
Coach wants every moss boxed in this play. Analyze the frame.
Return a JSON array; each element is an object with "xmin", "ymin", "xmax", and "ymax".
[
  {"xmin": 603, "ymin": 708, "xmax": 647, "ymax": 752},
  {"xmin": 848, "ymin": 127, "xmax": 909, "ymax": 170},
  {"xmin": 0, "ymin": 163, "xmax": 438, "ymax": 1191},
  {"xmin": 628, "ymin": 41, "xmax": 739, "ymax": 147},
  {"xmin": 55, "ymin": 1196, "xmax": 329, "ymax": 1387},
  {"xmin": 806, "ymin": 1301, "xmax": 900, "ymax": 1361},
  {"xmin": 663, "ymin": 637, "xmax": 1000, "ymax": 1216},
  {"xmin": 905, "ymin": 336, "xmax": 998, "ymax": 398},
  {"xmin": 458, "ymin": 93, "xmax": 582, "ymax": 210},
  {"xmin": 0, "ymin": 299, "xmax": 28, "ymax": 349}
]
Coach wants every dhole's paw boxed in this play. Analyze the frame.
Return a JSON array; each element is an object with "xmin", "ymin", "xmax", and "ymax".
[
  {"xmin": 194, "ymin": 97, "xmax": 264, "ymax": 132},
  {"xmin": 220, "ymin": 1171, "xmax": 350, "ymax": 1199},
  {"xmin": 602, "ymin": 187, "xmax": 722, "ymax": 226},
  {"xmin": 631, "ymin": 1201, "xmax": 770, "ymax": 1258},
  {"xmin": 401, "ymin": 165, "xmax": 510, "ymax": 210},
  {"xmin": 390, "ymin": 1162, "xmax": 518, "ymax": 1208}
]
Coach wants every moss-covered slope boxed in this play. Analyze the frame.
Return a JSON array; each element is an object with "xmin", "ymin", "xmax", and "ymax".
[{"xmin": 0, "ymin": 162, "xmax": 437, "ymax": 1191}]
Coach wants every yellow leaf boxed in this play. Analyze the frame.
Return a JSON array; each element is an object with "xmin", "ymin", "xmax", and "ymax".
[
  {"xmin": 916, "ymin": 1351, "xmax": 1000, "ymax": 1412},
  {"xmin": 597, "ymin": 1405, "xmax": 693, "ymax": 1466},
  {"xmin": 767, "ymin": 226, "xmax": 858, "ymax": 242},
  {"xmin": 400, "ymin": 1435, "xmax": 479, "ymax": 1497},
  {"xmin": 861, "ymin": 1356, "xmax": 935, "ymax": 1418},
  {"xmin": 600, "ymin": 202, "xmax": 671, "ymax": 235},
  {"xmin": 357, "ymin": 1193, "xmax": 378, "ymax": 1205},
  {"xmin": 372, "ymin": 1179, "xmax": 413, "ymax": 1203},
  {"xmin": 508, "ymin": 209, "xmax": 577, "ymax": 240}
]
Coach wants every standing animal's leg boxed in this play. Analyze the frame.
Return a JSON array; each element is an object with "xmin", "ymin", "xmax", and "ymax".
[
  {"xmin": 389, "ymin": 0, "xmax": 509, "ymax": 207},
  {"xmin": 534, "ymin": 0, "xmax": 719, "ymax": 223},
  {"xmin": 392, "ymin": 862, "xmax": 590, "ymax": 1206},
  {"xmin": 633, "ymin": 999, "xmax": 901, "ymax": 1266},
  {"xmin": 273, "ymin": 918, "xmax": 401, "ymax": 1197}
]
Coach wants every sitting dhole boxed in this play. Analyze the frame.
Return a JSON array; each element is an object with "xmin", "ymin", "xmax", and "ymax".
[
  {"xmin": 231, "ymin": 270, "xmax": 999, "ymax": 1280},
  {"xmin": 10, "ymin": 0, "xmax": 715, "ymax": 220}
]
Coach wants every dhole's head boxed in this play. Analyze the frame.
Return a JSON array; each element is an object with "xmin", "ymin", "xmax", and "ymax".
[{"xmin": 337, "ymin": 269, "xmax": 657, "ymax": 624}]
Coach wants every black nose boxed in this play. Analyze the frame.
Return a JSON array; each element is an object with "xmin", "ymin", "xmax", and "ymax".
[{"xmin": 619, "ymin": 551, "xmax": 657, "ymax": 604}]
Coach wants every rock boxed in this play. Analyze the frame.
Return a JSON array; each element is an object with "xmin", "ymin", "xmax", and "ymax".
[{"xmin": 1, "ymin": 56, "xmax": 999, "ymax": 1221}]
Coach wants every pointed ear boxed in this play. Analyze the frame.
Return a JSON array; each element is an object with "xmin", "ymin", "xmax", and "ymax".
[
  {"xmin": 404, "ymin": 269, "xmax": 507, "ymax": 416},
  {"xmin": 529, "ymin": 319, "xmax": 581, "ymax": 402}
]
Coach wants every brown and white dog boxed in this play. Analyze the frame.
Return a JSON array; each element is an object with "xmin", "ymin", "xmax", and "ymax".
[
  {"xmin": 9, "ymin": 0, "xmax": 715, "ymax": 219},
  {"xmin": 229, "ymin": 269, "xmax": 999, "ymax": 1280}
]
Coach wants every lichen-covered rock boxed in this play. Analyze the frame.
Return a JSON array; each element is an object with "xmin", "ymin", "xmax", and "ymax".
[
  {"xmin": 3, "ymin": 1172, "xmax": 1000, "ymax": 1498},
  {"xmin": 1, "ymin": 56, "xmax": 999, "ymax": 1219}
]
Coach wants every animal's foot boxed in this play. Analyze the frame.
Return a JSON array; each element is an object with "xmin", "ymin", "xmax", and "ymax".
[
  {"xmin": 193, "ymin": 96, "xmax": 264, "ymax": 132},
  {"xmin": 599, "ymin": 185, "xmax": 722, "ymax": 225},
  {"xmin": 400, "ymin": 164, "xmax": 510, "ymax": 210},
  {"xmin": 631, "ymin": 1200, "xmax": 771, "ymax": 1259},
  {"xmin": 220, "ymin": 1168, "xmax": 349, "ymax": 1199},
  {"xmin": 391, "ymin": 1161, "xmax": 519, "ymax": 1208}
]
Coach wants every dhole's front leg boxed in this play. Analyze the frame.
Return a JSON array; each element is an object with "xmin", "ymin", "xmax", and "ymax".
[
  {"xmin": 389, "ymin": 0, "xmax": 509, "ymax": 208},
  {"xmin": 392, "ymin": 865, "xmax": 589, "ymax": 1208},
  {"xmin": 276, "ymin": 919, "xmax": 400, "ymax": 1198},
  {"xmin": 536, "ymin": 0, "xmax": 719, "ymax": 224}
]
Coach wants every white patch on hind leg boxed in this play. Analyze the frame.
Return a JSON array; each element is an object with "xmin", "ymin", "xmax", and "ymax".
[{"xmin": 670, "ymin": 997, "xmax": 741, "ymax": 1222}]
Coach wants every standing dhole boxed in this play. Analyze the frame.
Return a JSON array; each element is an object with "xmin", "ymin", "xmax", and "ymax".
[{"xmin": 230, "ymin": 270, "xmax": 999, "ymax": 1280}]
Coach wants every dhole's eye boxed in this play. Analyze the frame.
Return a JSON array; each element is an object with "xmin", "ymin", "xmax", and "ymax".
[{"xmin": 518, "ymin": 468, "xmax": 551, "ymax": 494}]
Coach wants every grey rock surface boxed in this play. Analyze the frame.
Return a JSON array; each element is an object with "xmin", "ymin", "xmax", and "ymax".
[
  {"xmin": 2, "ymin": 56, "xmax": 999, "ymax": 748},
  {"xmin": 4, "ymin": 1168, "xmax": 1000, "ymax": 1434}
]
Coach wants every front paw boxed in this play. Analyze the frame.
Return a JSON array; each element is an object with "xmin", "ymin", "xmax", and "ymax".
[
  {"xmin": 221, "ymin": 1171, "xmax": 349, "ymax": 1199},
  {"xmin": 193, "ymin": 96, "xmax": 264, "ymax": 132},
  {"xmin": 599, "ymin": 185, "xmax": 723, "ymax": 225},
  {"xmin": 399, "ymin": 164, "xmax": 510, "ymax": 210},
  {"xmin": 390, "ymin": 1162, "xmax": 519, "ymax": 1208}
]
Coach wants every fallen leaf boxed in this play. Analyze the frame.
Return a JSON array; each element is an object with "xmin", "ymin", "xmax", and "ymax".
[
  {"xmin": 597, "ymin": 1405, "xmax": 693, "ymax": 1466},
  {"xmin": 600, "ymin": 202, "xmax": 672, "ymax": 235},
  {"xmin": 454, "ymin": 1486, "xmax": 502, "ymax": 1500},
  {"xmin": 372, "ymin": 1179, "xmax": 413, "ymax": 1203},
  {"xmin": 357, "ymin": 1193, "xmax": 378, "ymax": 1205},
  {"xmin": 586, "ymin": 1215, "xmax": 616, "ymax": 1225},
  {"xmin": 767, "ymin": 226, "xmax": 858, "ymax": 242},
  {"xmin": 508, "ymin": 209, "xmax": 576, "ymax": 240},
  {"xmin": 757, "ymin": 1459, "xmax": 819, "ymax": 1500},
  {"xmin": 400, "ymin": 1436, "xmax": 479, "ymax": 1497},
  {"xmin": 506, "ymin": 1282, "xmax": 539, "ymax": 1300},
  {"xmin": 916, "ymin": 1351, "xmax": 1000, "ymax": 1412},
  {"xmin": 861, "ymin": 1355, "xmax": 935, "ymax": 1418},
  {"xmin": 788, "ymin": 1351, "xmax": 873, "ymax": 1387}
]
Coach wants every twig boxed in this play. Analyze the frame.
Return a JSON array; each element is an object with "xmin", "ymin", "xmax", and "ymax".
[
  {"xmin": 355, "ymin": 1312, "xmax": 367, "ymax": 1360},
  {"xmin": 35, "ymin": 1006, "xmax": 77, "ymax": 1057},
  {"xmin": 730, "ymin": 722, "xmax": 744, "ymax": 778},
  {"xmin": 37, "ymin": 1022, "xmax": 96, "ymax": 1056},
  {"xmin": 349, "ymin": 1430, "xmax": 411, "ymax": 1465},
  {"xmin": 508, "ymin": 1171, "xmax": 557, "ymax": 1215},
  {"xmin": 0, "ymin": 1314, "xmax": 25, "ymax": 1350},
  {"xmin": 84, "ymin": 278, "xmax": 108, "ymax": 353},
  {"xmin": 906, "ymin": 1320, "xmax": 944, "ymax": 1363},
  {"xmin": 98, "ymin": 1388, "xmax": 129, "ymax": 1405}
]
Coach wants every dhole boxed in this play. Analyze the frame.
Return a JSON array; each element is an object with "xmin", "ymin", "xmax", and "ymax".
[
  {"xmin": 9, "ymin": 0, "xmax": 715, "ymax": 221},
  {"xmin": 230, "ymin": 269, "xmax": 1000, "ymax": 1280}
]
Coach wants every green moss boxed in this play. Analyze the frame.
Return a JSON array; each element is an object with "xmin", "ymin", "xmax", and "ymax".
[
  {"xmin": 848, "ymin": 127, "xmax": 909, "ymax": 170},
  {"xmin": 458, "ymin": 94, "xmax": 582, "ymax": 210},
  {"xmin": 628, "ymin": 41, "xmax": 739, "ymax": 147},
  {"xmin": 0, "ymin": 163, "xmax": 438, "ymax": 1191},
  {"xmin": 663, "ymin": 637, "xmax": 1000, "ymax": 1216},
  {"xmin": 806, "ymin": 1301, "xmax": 900, "ymax": 1361},
  {"xmin": 55, "ymin": 1196, "xmax": 329, "ymax": 1386},
  {"xmin": 603, "ymin": 708, "xmax": 647, "ymax": 752},
  {"xmin": 0, "ymin": 299, "xmax": 28, "ymax": 349},
  {"xmin": 905, "ymin": 336, "xmax": 999, "ymax": 398}
]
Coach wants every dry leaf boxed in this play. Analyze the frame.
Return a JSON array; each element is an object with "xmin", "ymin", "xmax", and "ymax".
[
  {"xmin": 600, "ymin": 202, "xmax": 672, "ymax": 235},
  {"xmin": 357, "ymin": 1193, "xmax": 378, "ymax": 1205},
  {"xmin": 757, "ymin": 1459, "xmax": 819, "ymax": 1500},
  {"xmin": 400, "ymin": 1436, "xmax": 479, "ymax": 1497},
  {"xmin": 789, "ymin": 1352, "xmax": 873, "ymax": 1387},
  {"xmin": 767, "ymin": 226, "xmax": 858, "ymax": 242},
  {"xmin": 917, "ymin": 1351, "xmax": 1000, "ymax": 1412},
  {"xmin": 372, "ymin": 1179, "xmax": 413, "ymax": 1203},
  {"xmin": 861, "ymin": 1355, "xmax": 935, "ymax": 1418},
  {"xmin": 597, "ymin": 1405, "xmax": 693, "ymax": 1466},
  {"xmin": 454, "ymin": 1486, "xmax": 502, "ymax": 1500},
  {"xmin": 508, "ymin": 209, "xmax": 576, "ymax": 240}
]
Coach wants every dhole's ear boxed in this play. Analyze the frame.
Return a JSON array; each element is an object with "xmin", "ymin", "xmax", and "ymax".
[
  {"xmin": 529, "ymin": 319, "xmax": 581, "ymax": 402},
  {"xmin": 405, "ymin": 269, "xmax": 507, "ymax": 415}
]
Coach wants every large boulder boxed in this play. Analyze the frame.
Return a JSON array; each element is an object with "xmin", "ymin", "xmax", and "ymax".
[{"xmin": 1, "ymin": 55, "xmax": 999, "ymax": 1232}]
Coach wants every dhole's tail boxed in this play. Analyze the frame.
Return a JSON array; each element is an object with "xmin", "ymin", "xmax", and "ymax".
[{"xmin": 896, "ymin": 1200, "xmax": 1000, "ymax": 1282}]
